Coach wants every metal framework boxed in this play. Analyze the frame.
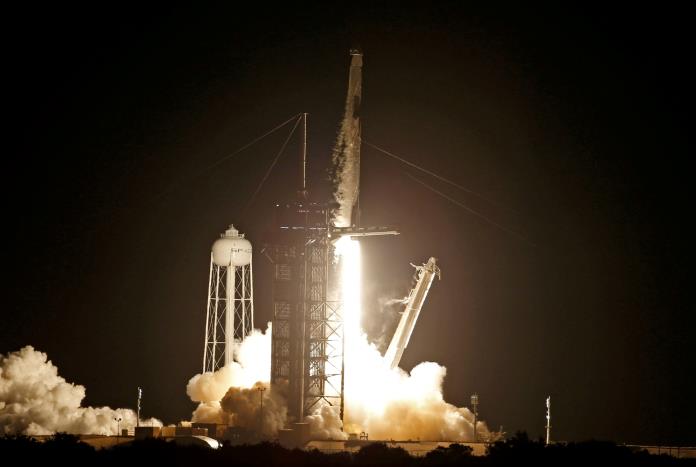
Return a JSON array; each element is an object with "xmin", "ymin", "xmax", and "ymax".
[
  {"xmin": 269, "ymin": 203, "xmax": 344, "ymax": 422},
  {"xmin": 384, "ymin": 257, "xmax": 440, "ymax": 369},
  {"xmin": 545, "ymin": 396, "xmax": 551, "ymax": 445},
  {"xmin": 203, "ymin": 255, "xmax": 254, "ymax": 373},
  {"xmin": 304, "ymin": 239, "xmax": 343, "ymax": 415}
]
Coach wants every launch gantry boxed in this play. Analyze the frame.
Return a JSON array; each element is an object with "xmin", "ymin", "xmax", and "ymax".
[{"xmin": 384, "ymin": 257, "xmax": 441, "ymax": 369}]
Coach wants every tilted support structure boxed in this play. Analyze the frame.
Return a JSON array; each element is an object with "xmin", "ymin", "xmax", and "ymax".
[
  {"xmin": 384, "ymin": 257, "xmax": 441, "ymax": 369},
  {"xmin": 330, "ymin": 226, "xmax": 399, "ymax": 238}
]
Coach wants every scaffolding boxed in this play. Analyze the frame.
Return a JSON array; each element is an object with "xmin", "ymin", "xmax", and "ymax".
[{"xmin": 268, "ymin": 202, "xmax": 343, "ymax": 422}]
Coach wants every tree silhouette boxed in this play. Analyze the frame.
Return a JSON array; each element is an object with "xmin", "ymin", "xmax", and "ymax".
[
  {"xmin": 1, "ymin": 433, "xmax": 693, "ymax": 466},
  {"xmin": 353, "ymin": 443, "xmax": 414, "ymax": 466}
]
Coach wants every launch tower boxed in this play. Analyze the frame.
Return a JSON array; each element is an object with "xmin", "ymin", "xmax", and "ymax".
[
  {"xmin": 267, "ymin": 200, "xmax": 343, "ymax": 422},
  {"xmin": 268, "ymin": 50, "xmax": 397, "ymax": 425}
]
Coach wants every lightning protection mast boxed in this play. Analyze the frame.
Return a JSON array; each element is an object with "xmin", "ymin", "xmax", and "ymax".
[{"xmin": 545, "ymin": 396, "xmax": 551, "ymax": 445}]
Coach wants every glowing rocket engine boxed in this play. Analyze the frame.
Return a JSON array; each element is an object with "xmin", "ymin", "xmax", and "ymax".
[{"xmin": 384, "ymin": 257, "xmax": 441, "ymax": 369}]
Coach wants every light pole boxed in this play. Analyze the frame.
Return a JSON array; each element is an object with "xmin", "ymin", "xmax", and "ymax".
[
  {"xmin": 114, "ymin": 416, "xmax": 122, "ymax": 440},
  {"xmin": 545, "ymin": 396, "xmax": 551, "ymax": 446},
  {"xmin": 257, "ymin": 386, "xmax": 266, "ymax": 436},
  {"xmin": 137, "ymin": 387, "xmax": 142, "ymax": 428},
  {"xmin": 471, "ymin": 393, "xmax": 479, "ymax": 442}
]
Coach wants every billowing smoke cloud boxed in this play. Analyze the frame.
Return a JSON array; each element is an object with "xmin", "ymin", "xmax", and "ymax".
[
  {"xmin": 187, "ymin": 325, "xmax": 273, "ymax": 405},
  {"xmin": 219, "ymin": 382, "xmax": 286, "ymax": 437},
  {"xmin": 322, "ymin": 237, "xmax": 490, "ymax": 442},
  {"xmin": 184, "ymin": 291, "xmax": 489, "ymax": 442},
  {"xmin": 187, "ymin": 323, "xmax": 347, "ymax": 439},
  {"xmin": 299, "ymin": 316, "xmax": 489, "ymax": 441},
  {"xmin": 191, "ymin": 401, "xmax": 226, "ymax": 425},
  {"xmin": 0, "ymin": 346, "xmax": 161, "ymax": 435},
  {"xmin": 305, "ymin": 404, "xmax": 344, "ymax": 440},
  {"xmin": 187, "ymin": 323, "xmax": 290, "ymax": 435},
  {"xmin": 342, "ymin": 334, "xmax": 489, "ymax": 441}
]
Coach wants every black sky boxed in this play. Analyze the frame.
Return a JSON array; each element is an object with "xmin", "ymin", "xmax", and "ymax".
[{"xmin": 4, "ymin": 4, "xmax": 694, "ymax": 445}]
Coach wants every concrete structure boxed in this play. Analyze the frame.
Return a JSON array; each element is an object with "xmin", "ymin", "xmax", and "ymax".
[
  {"xmin": 278, "ymin": 422, "xmax": 312, "ymax": 448},
  {"xmin": 135, "ymin": 426, "xmax": 161, "ymax": 439}
]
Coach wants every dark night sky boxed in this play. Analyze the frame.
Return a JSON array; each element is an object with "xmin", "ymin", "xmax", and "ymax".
[{"xmin": 4, "ymin": 4, "xmax": 694, "ymax": 445}]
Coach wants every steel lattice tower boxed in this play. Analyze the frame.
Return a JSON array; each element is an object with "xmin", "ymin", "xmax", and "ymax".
[
  {"xmin": 203, "ymin": 225, "xmax": 254, "ymax": 373},
  {"xmin": 268, "ymin": 202, "xmax": 344, "ymax": 422}
]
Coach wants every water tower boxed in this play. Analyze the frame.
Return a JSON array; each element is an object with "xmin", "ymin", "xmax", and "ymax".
[{"xmin": 202, "ymin": 224, "xmax": 254, "ymax": 372}]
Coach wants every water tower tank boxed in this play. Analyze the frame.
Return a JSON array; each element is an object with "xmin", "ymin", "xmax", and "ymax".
[{"xmin": 211, "ymin": 225, "xmax": 252, "ymax": 267}]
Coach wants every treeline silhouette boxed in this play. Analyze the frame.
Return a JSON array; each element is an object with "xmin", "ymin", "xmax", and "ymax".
[{"xmin": 1, "ymin": 431, "xmax": 693, "ymax": 466}]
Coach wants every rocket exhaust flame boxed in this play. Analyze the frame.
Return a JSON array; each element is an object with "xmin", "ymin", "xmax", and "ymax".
[
  {"xmin": 328, "ymin": 51, "xmax": 486, "ymax": 439},
  {"xmin": 335, "ymin": 238, "xmax": 488, "ymax": 441},
  {"xmin": 186, "ymin": 239, "xmax": 488, "ymax": 442}
]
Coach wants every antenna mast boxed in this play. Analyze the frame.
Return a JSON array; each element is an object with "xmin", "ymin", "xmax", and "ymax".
[
  {"xmin": 300, "ymin": 112, "xmax": 308, "ymax": 197},
  {"xmin": 545, "ymin": 396, "xmax": 551, "ymax": 445},
  {"xmin": 137, "ymin": 387, "xmax": 142, "ymax": 428},
  {"xmin": 471, "ymin": 393, "xmax": 479, "ymax": 442}
]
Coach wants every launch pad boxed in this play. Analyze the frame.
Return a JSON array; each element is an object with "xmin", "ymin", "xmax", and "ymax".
[
  {"xmin": 265, "ymin": 200, "xmax": 402, "ymax": 424},
  {"xmin": 194, "ymin": 50, "xmax": 447, "ymax": 440}
]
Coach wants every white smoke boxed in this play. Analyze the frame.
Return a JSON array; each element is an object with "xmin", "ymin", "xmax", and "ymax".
[
  {"xmin": 187, "ymin": 323, "xmax": 289, "ymax": 434},
  {"xmin": 342, "ymin": 334, "xmax": 489, "ymax": 441},
  {"xmin": 219, "ymin": 382, "xmax": 287, "ymax": 437},
  {"xmin": 191, "ymin": 401, "xmax": 226, "ymax": 424},
  {"xmin": 298, "ymin": 319, "xmax": 489, "ymax": 441},
  {"xmin": 187, "ymin": 324, "xmax": 273, "ymax": 405},
  {"xmin": 184, "ymin": 243, "xmax": 485, "ymax": 443},
  {"xmin": 187, "ymin": 322, "xmax": 349, "ymax": 439},
  {"xmin": 309, "ymin": 237, "xmax": 489, "ymax": 442},
  {"xmin": 305, "ymin": 404, "xmax": 345, "ymax": 439},
  {"xmin": 184, "ymin": 289, "xmax": 488, "ymax": 442},
  {"xmin": 0, "ymin": 346, "xmax": 161, "ymax": 435}
]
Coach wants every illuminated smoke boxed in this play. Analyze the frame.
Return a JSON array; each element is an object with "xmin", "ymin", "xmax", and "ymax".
[
  {"xmin": 219, "ymin": 383, "xmax": 287, "ymax": 437},
  {"xmin": 186, "ymin": 323, "xmax": 337, "ymax": 438},
  {"xmin": 187, "ymin": 324, "xmax": 273, "ymax": 405},
  {"xmin": 0, "ymin": 346, "xmax": 161, "ymax": 435},
  {"xmin": 305, "ymin": 404, "xmax": 344, "ymax": 439},
  {"xmin": 187, "ymin": 323, "xmax": 290, "ymax": 435},
  {"xmin": 334, "ymin": 237, "xmax": 489, "ymax": 441},
  {"xmin": 343, "ymin": 336, "xmax": 488, "ymax": 441},
  {"xmin": 185, "ymin": 247, "xmax": 489, "ymax": 441}
]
